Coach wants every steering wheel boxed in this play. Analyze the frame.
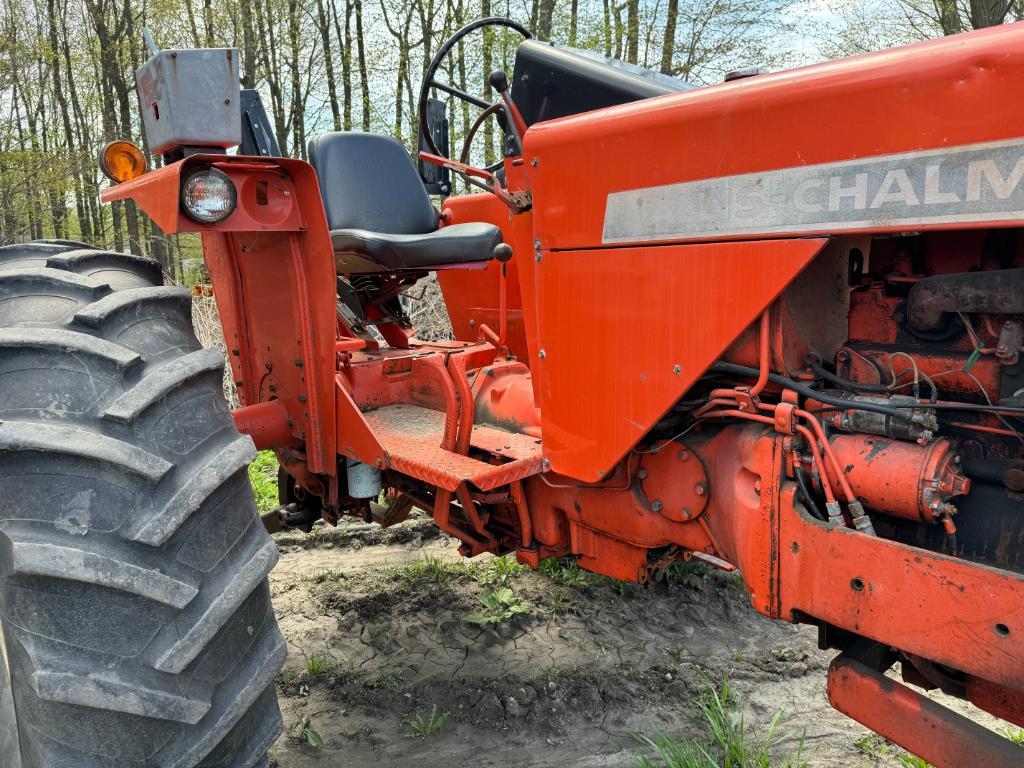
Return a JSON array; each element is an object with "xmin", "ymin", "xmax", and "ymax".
[{"xmin": 417, "ymin": 17, "xmax": 531, "ymax": 165}]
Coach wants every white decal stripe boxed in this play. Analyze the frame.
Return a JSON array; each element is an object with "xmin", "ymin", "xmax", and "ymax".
[{"xmin": 602, "ymin": 137, "xmax": 1024, "ymax": 244}]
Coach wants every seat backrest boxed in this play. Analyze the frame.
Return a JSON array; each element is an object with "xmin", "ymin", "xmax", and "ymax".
[{"xmin": 308, "ymin": 132, "xmax": 437, "ymax": 235}]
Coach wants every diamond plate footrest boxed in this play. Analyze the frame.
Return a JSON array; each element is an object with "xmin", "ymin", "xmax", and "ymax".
[{"xmin": 363, "ymin": 404, "xmax": 543, "ymax": 491}]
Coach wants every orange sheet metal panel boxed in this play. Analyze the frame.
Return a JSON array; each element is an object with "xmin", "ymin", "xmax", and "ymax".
[
  {"xmin": 523, "ymin": 24, "xmax": 1024, "ymax": 252},
  {"xmin": 439, "ymin": 193, "xmax": 536, "ymax": 367},
  {"xmin": 536, "ymin": 237, "xmax": 825, "ymax": 480}
]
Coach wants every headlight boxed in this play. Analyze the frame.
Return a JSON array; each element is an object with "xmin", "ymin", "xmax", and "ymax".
[{"xmin": 180, "ymin": 167, "xmax": 237, "ymax": 223}]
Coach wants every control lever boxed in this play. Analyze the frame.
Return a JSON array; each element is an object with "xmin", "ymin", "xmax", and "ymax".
[
  {"xmin": 477, "ymin": 243, "xmax": 514, "ymax": 352},
  {"xmin": 418, "ymin": 151, "xmax": 528, "ymax": 214},
  {"xmin": 488, "ymin": 71, "xmax": 528, "ymax": 152}
]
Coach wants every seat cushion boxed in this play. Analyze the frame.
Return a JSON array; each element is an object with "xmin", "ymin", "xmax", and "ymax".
[
  {"xmin": 309, "ymin": 132, "xmax": 438, "ymax": 235},
  {"xmin": 331, "ymin": 222, "xmax": 503, "ymax": 272}
]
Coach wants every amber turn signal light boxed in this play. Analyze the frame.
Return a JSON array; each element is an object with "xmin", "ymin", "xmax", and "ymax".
[{"xmin": 98, "ymin": 140, "xmax": 148, "ymax": 183}]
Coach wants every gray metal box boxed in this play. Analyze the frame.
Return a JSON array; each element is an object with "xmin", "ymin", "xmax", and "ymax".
[{"xmin": 136, "ymin": 48, "xmax": 241, "ymax": 154}]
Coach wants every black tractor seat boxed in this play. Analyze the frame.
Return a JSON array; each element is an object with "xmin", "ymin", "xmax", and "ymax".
[{"xmin": 308, "ymin": 132, "xmax": 502, "ymax": 273}]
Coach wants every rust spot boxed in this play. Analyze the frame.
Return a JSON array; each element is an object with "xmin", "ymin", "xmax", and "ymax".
[{"xmin": 791, "ymin": 541, "xmax": 800, "ymax": 554}]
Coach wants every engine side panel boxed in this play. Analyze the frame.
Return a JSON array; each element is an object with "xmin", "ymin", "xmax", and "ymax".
[{"xmin": 523, "ymin": 23, "xmax": 1024, "ymax": 252}]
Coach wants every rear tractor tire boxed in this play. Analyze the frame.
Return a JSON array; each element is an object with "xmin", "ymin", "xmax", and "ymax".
[{"xmin": 0, "ymin": 241, "xmax": 286, "ymax": 767}]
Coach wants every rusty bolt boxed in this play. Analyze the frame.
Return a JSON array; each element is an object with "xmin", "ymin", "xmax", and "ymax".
[
  {"xmin": 678, "ymin": 450, "xmax": 689, "ymax": 461},
  {"xmin": 837, "ymin": 350, "xmax": 850, "ymax": 363},
  {"xmin": 694, "ymin": 482, "xmax": 707, "ymax": 497},
  {"xmin": 637, "ymin": 468, "xmax": 648, "ymax": 480},
  {"xmin": 651, "ymin": 500, "xmax": 663, "ymax": 513}
]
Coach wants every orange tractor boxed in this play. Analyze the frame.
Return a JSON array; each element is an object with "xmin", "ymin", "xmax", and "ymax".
[{"xmin": 2, "ymin": 17, "xmax": 1024, "ymax": 767}]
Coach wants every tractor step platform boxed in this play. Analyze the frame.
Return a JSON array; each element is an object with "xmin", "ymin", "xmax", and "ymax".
[{"xmin": 364, "ymin": 404, "xmax": 543, "ymax": 491}]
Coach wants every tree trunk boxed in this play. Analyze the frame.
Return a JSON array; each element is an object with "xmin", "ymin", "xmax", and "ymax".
[
  {"xmin": 968, "ymin": 0, "xmax": 1011, "ymax": 28},
  {"xmin": 660, "ymin": 0, "xmax": 678, "ymax": 74},
  {"xmin": 355, "ymin": 0, "xmax": 370, "ymax": 131},
  {"xmin": 536, "ymin": 0, "xmax": 556, "ymax": 40},
  {"xmin": 625, "ymin": 0, "xmax": 639, "ymax": 63},
  {"xmin": 317, "ymin": 0, "xmax": 342, "ymax": 130}
]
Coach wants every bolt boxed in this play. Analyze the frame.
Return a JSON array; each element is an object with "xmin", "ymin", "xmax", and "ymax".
[
  {"xmin": 678, "ymin": 450, "xmax": 689, "ymax": 461},
  {"xmin": 469, "ymin": 319, "xmax": 476, "ymax": 327},
  {"xmin": 295, "ymin": 359, "xmax": 304, "ymax": 367},
  {"xmin": 298, "ymin": 394, "xmax": 308, "ymax": 403},
  {"xmin": 541, "ymin": 458, "xmax": 551, "ymax": 470},
  {"xmin": 651, "ymin": 500, "xmax": 663, "ymax": 513},
  {"xmin": 738, "ymin": 402, "xmax": 747, "ymax": 411},
  {"xmin": 375, "ymin": 457, "xmax": 383, "ymax": 468},
  {"xmin": 754, "ymin": 479, "xmax": 761, "ymax": 495},
  {"xmin": 224, "ymin": 98, "xmax": 231, "ymax": 105},
  {"xmin": 637, "ymin": 469, "xmax": 648, "ymax": 480},
  {"xmin": 694, "ymin": 482, "xmax": 707, "ymax": 497},
  {"xmin": 530, "ymin": 157, "xmax": 539, "ymax": 167},
  {"xmin": 681, "ymin": 508, "xmax": 691, "ymax": 519},
  {"xmin": 837, "ymin": 350, "xmax": 850, "ymax": 362},
  {"xmin": 673, "ymin": 364, "xmax": 681, "ymax": 375},
  {"xmin": 539, "ymin": 349, "xmax": 547, "ymax": 359}
]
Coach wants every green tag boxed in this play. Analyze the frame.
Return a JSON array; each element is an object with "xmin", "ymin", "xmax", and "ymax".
[{"xmin": 963, "ymin": 347, "xmax": 981, "ymax": 373}]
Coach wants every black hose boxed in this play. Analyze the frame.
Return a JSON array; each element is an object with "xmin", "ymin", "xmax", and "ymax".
[
  {"xmin": 712, "ymin": 361, "xmax": 1024, "ymax": 416},
  {"xmin": 808, "ymin": 358, "xmax": 890, "ymax": 394},
  {"xmin": 794, "ymin": 466, "xmax": 827, "ymax": 522},
  {"xmin": 709, "ymin": 362, "xmax": 902, "ymax": 416}
]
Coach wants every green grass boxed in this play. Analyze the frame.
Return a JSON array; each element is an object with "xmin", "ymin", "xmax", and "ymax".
[
  {"xmin": 389, "ymin": 554, "xmax": 477, "ymax": 586},
  {"xmin": 477, "ymin": 554, "xmax": 528, "ymax": 586},
  {"xmin": 999, "ymin": 726, "xmax": 1024, "ymax": 745},
  {"xmin": 248, "ymin": 450, "xmax": 279, "ymax": 513},
  {"xmin": 538, "ymin": 556, "xmax": 597, "ymax": 588},
  {"xmin": 633, "ymin": 675, "xmax": 807, "ymax": 768},
  {"xmin": 304, "ymin": 568, "xmax": 348, "ymax": 585},
  {"xmin": 305, "ymin": 656, "xmax": 328, "ymax": 676},
  {"xmin": 855, "ymin": 734, "xmax": 893, "ymax": 759},
  {"xmin": 365, "ymin": 671, "xmax": 401, "ymax": 691},
  {"xmin": 406, "ymin": 704, "xmax": 449, "ymax": 737}
]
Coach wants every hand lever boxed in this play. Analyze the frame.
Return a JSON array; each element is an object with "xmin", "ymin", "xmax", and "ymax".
[
  {"xmin": 478, "ymin": 243, "xmax": 514, "ymax": 352},
  {"xmin": 488, "ymin": 71, "xmax": 528, "ymax": 153}
]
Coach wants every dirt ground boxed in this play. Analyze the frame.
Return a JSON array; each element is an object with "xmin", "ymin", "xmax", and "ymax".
[{"xmin": 265, "ymin": 512, "xmax": 1002, "ymax": 768}]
